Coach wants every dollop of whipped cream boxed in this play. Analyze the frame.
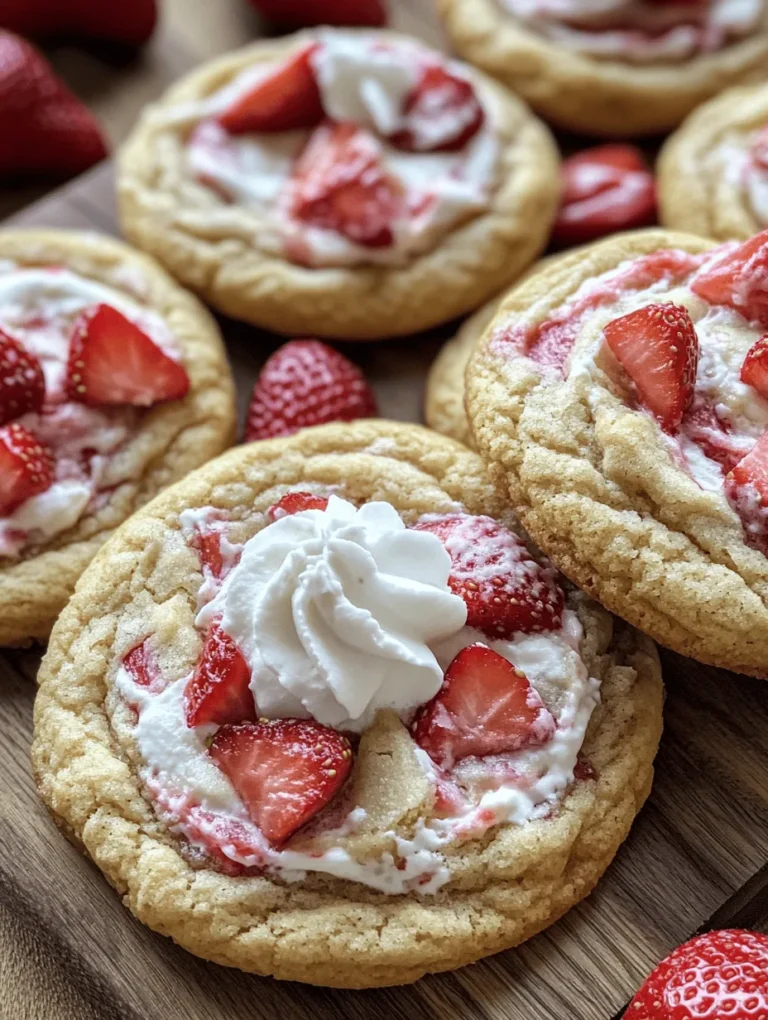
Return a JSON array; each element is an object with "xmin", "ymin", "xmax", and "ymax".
[{"xmin": 199, "ymin": 496, "xmax": 468, "ymax": 732}]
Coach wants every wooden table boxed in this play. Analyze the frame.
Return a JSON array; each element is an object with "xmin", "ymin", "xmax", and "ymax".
[{"xmin": 1, "ymin": 3, "xmax": 768, "ymax": 1018}]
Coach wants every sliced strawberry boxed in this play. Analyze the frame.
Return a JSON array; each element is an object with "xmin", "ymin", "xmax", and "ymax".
[
  {"xmin": 245, "ymin": 339, "xmax": 377, "ymax": 441},
  {"xmin": 247, "ymin": 0, "xmax": 387, "ymax": 27},
  {"xmin": 412, "ymin": 513, "xmax": 564, "ymax": 638},
  {"xmin": 690, "ymin": 231, "xmax": 768, "ymax": 326},
  {"xmin": 390, "ymin": 63, "xmax": 484, "ymax": 153},
  {"xmin": 554, "ymin": 144, "xmax": 657, "ymax": 246},
  {"xmin": 431, "ymin": 766, "xmax": 466, "ymax": 817},
  {"xmin": 0, "ymin": 422, "xmax": 54, "ymax": 515},
  {"xmin": 122, "ymin": 639, "xmax": 160, "ymax": 689},
  {"xmin": 0, "ymin": 329, "xmax": 45, "ymax": 425},
  {"xmin": 725, "ymin": 431, "xmax": 768, "ymax": 555},
  {"xmin": 66, "ymin": 303, "xmax": 189, "ymax": 408},
  {"xmin": 411, "ymin": 645, "xmax": 555, "ymax": 770},
  {"xmin": 289, "ymin": 121, "xmax": 402, "ymax": 249},
  {"xmin": 184, "ymin": 622, "xmax": 255, "ymax": 729},
  {"xmin": 218, "ymin": 45, "xmax": 323, "ymax": 135},
  {"xmin": 268, "ymin": 491, "xmax": 330, "ymax": 519},
  {"xmin": 209, "ymin": 718, "xmax": 354, "ymax": 846},
  {"xmin": 682, "ymin": 400, "xmax": 745, "ymax": 475},
  {"xmin": 603, "ymin": 302, "xmax": 698, "ymax": 431},
  {"xmin": 740, "ymin": 334, "xmax": 768, "ymax": 398}
]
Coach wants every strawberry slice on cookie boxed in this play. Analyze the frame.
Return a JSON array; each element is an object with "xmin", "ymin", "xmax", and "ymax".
[
  {"xmin": 412, "ymin": 645, "xmax": 556, "ymax": 770},
  {"xmin": 0, "ymin": 422, "xmax": 54, "ymax": 515},
  {"xmin": 209, "ymin": 719, "xmax": 354, "ymax": 846},
  {"xmin": 0, "ymin": 329, "xmax": 45, "ymax": 426},
  {"xmin": 391, "ymin": 63, "xmax": 484, "ymax": 153},
  {"xmin": 218, "ymin": 44, "xmax": 323, "ymax": 135},
  {"xmin": 184, "ymin": 622, "xmax": 255, "ymax": 729},
  {"xmin": 691, "ymin": 229, "xmax": 768, "ymax": 327}
]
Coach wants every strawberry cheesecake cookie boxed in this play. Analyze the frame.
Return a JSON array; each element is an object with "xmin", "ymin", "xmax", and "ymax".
[
  {"xmin": 467, "ymin": 227, "xmax": 768, "ymax": 675},
  {"xmin": 117, "ymin": 29, "xmax": 560, "ymax": 339},
  {"xmin": 659, "ymin": 82, "xmax": 768, "ymax": 241},
  {"xmin": 436, "ymin": 0, "xmax": 768, "ymax": 137},
  {"xmin": 33, "ymin": 420, "xmax": 662, "ymax": 987},
  {"xmin": 0, "ymin": 229, "xmax": 235, "ymax": 645}
]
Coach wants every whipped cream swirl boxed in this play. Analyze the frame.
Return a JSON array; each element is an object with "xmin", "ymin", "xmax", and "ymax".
[{"xmin": 200, "ymin": 496, "xmax": 468, "ymax": 732}]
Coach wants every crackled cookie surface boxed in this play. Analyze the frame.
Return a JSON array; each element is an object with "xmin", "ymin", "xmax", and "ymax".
[
  {"xmin": 659, "ymin": 82, "xmax": 768, "ymax": 241},
  {"xmin": 436, "ymin": 0, "xmax": 768, "ymax": 136},
  {"xmin": 117, "ymin": 28, "xmax": 559, "ymax": 339},
  {"xmin": 467, "ymin": 227, "xmax": 768, "ymax": 675},
  {"xmin": 33, "ymin": 421, "xmax": 662, "ymax": 988},
  {"xmin": 0, "ymin": 230, "xmax": 235, "ymax": 645}
]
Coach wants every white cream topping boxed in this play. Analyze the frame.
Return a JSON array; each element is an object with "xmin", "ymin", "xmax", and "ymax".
[
  {"xmin": 501, "ymin": 0, "xmax": 763, "ymax": 61},
  {"xmin": 0, "ymin": 267, "xmax": 176, "ymax": 558},
  {"xmin": 199, "ymin": 496, "xmax": 469, "ymax": 732},
  {"xmin": 182, "ymin": 33, "xmax": 501, "ymax": 268}
]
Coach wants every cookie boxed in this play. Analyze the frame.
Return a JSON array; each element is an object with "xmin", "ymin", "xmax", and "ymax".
[
  {"xmin": 436, "ymin": 0, "xmax": 768, "ymax": 137},
  {"xmin": 32, "ymin": 420, "xmax": 662, "ymax": 988},
  {"xmin": 467, "ymin": 226, "xmax": 768, "ymax": 676},
  {"xmin": 659, "ymin": 82, "xmax": 768, "ymax": 241},
  {"xmin": 117, "ymin": 28, "xmax": 560, "ymax": 340},
  {"xmin": 0, "ymin": 229, "xmax": 236, "ymax": 646}
]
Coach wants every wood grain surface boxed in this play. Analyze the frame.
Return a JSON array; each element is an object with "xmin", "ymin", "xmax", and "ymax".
[{"xmin": 1, "ymin": 3, "xmax": 768, "ymax": 1019}]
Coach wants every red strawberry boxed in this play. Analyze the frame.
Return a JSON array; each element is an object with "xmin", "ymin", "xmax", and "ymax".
[
  {"xmin": 245, "ymin": 339, "xmax": 377, "ymax": 441},
  {"xmin": 218, "ymin": 45, "xmax": 323, "ymax": 135},
  {"xmin": 0, "ymin": 329, "xmax": 45, "ymax": 426},
  {"xmin": 184, "ymin": 622, "xmax": 255, "ymax": 729},
  {"xmin": 0, "ymin": 31, "xmax": 107, "ymax": 178},
  {"xmin": 209, "ymin": 718, "xmax": 354, "ymax": 846},
  {"xmin": 690, "ymin": 230, "xmax": 768, "ymax": 326},
  {"xmin": 411, "ymin": 645, "xmax": 555, "ymax": 770},
  {"xmin": 603, "ymin": 302, "xmax": 699, "ymax": 432},
  {"xmin": 268, "ymin": 491, "xmax": 330, "ymax": 519},
  {"xmin": 289, "ymin": 121, "xmax": 402, "ymax": 249},
  {"xmin": 740, "ymin": 334, "xmax": 768, "ymax": 397},
  {"xmin": 247, "ymin": 0, "xmax": 386, "ymax": 28},
  {"xmin": 391, "ymin": 63, "xmax": 484, "ymax": 153},
  {"xmin": 412, "ymin": 513, "xmax": 564, "ymax": 638},
  {"xmin": 0, "ymin": 422, "xmax": 54, "ymax": 515},
  {"xmin": 628, "ymin": 929, "xmax": 768, "ymax": 1020},
  {"xmin": 553, "ymin": 144, "xmax": 657, "ymax": 247},
  {"xmin": 682, "ymin": 400, "xmax": 745, "ymax": 474},
  {"xmin": 66, "ymin": 304, "xmax": 189, "ymax": 408},
  {"xmin": 122, "ymin": 640, "xmax": 160, "ymax": 689},
  {"xmin": 0, "ymin": 0, "xmax": 157, "ymax": 45},
  {"xmin": 724, "ymin": 430, "xmax": 768, "ymax": 554}
]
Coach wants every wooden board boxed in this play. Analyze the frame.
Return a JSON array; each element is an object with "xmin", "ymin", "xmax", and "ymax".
[{"xmin": 2, "ymin": 4, "xmax": 768, "ymax": 1019}]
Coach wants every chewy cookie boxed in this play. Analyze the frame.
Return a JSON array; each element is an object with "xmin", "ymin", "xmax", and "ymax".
[
  {"xmin": 0, "ymin": 229, "xmax": 235, "ymax": 645},
  {"xmin": 467, "ymin": 227, "xmax": 768, "ymax": 676},
  {"xmin": 117, "ymin": 28, "xmax": 560, "ymax": 339},
  {"xmin": 33, "ymin": 420, "xmax": 662, "ymax": 987},
  {"xmin": 659, "ymin": 82, "xmax": 768, "ymax": 241},
  {"xmin": 436, "ymin": 0, "xmax": 768, "ymax": 137}
]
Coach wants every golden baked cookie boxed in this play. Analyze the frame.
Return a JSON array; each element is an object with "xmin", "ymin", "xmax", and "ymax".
[
  {"xmin": 436, "ymin": 0, "xmax": 768, "ymax": 137},
  {"xmin": 117, "ymin": 28, "xmax": 560, "ymax": 340},
  {"xmin": 33, "ymin": 420, "xmax": 663, "ymax": 988},
  {"xmin": 425, "ymin": 254, "xmax": 572, "ymax": 446},
  {"xmin": 659, "ymin": 82, "xmax": 768, "ymax": 241},
  {"xmin": 0, "ymin": 229, "xmax": 236, "ymax": 646},
  {"xmin": 467, "ymin": 226, "xmax": 768, "ymax": 676}
]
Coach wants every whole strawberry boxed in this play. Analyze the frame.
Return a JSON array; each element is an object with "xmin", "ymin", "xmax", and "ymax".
[
  {"xmin": 628, "ymin": 930, "xmax": 768, "ymax": 1020},
  {"xmin": 0, "ymin": 31, "xmax": 107, "ymax": 178},
  {"xmin": 245, "ymin": 339, "xmax": 378, "ymax": 442},
  {"xmin": 0, "ymin": 0, "xmax": 157, "ymax": 46}
]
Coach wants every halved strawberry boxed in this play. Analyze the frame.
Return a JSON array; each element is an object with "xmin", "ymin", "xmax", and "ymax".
[
  {"xmin": 184, "ymin": 622, "xmax": 255, "ymax": 729},
  {"xmin": 412, "ymin": 513, "xmax": 564, "ymax": 638},
  {"xmin": 209, "ymin": 718, "xmax": 354, "ymax": 846},
  {"xmin": 411, "ymin": 645, "xmax": 556, "ymax": 770},
  {"xmin": 0, "ymin": 328, "xmax": 45, "ymax": 425},
  {"xmin": 289, "ymin": 122, "xmax": 402, "ymax": 249},
  {"xmin": 690, "ymin": 231, "xmax": 768, "ymax": 326},
  {"xmin": 740, "ymin": 334, "xmax": 768, "ymax": 398},
  {"xmin": 553, "ymin": 144, "xmax": 657, "ymax": 247},
  {"xmin": 218, "ymin": 45, "xmax": 323, "ymax": 135},
  {"xmin": 66, "ymin": 304, "xmax": 190, "ymax": 408},
  {"xmin": 603, "ymin": 302, "xmax": 699, "ymax": 431},
  {"xmin": 268, "ymin": 491, "xmax": 329, "ymax": 519},
  {"xmin": 390, "ymin": 63, "xmax": 484, "ymax": 153},
  {"xmin": 0, "ymin": 422, "xmax": 54, "ymax": 514}
]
